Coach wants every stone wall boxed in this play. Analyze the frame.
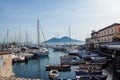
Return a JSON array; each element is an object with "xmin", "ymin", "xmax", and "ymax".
[{"xmin": 0, "ymin": 54, "xmax": 13, "ymax": 77}]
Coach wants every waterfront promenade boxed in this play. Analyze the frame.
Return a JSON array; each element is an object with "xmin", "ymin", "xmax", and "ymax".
[{"xmin": 0, "ymin": 76, "xmax": 43, "ymax": 80}]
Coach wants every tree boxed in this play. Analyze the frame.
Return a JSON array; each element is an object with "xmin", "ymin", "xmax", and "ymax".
[{"xmin": 112, "ymin": 37, "xmax": 120, "ymax": 41}]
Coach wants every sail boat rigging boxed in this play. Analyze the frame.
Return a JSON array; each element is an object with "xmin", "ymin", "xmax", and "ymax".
[
  {"xmin": 39, "ymin": 21, "xmax": 49, "ymax": 49},
  {"xmin": 36, "ymin": 19, "xmax": 49, "ymax": 56}
]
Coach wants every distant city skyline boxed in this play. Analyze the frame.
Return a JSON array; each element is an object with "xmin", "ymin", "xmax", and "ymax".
[{"xmin": 1, "ymin": 0, "xmax": 120, "ymax": 43}]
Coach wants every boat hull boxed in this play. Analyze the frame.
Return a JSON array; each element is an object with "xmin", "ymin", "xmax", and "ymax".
[
  {"xmin": 37, "ymin": 52, "xmax": 49, "ymax": 56},
  {"xmin": 75, "ymin": 70, "xmax": 89, "ymax": 75},
  {"xmin": 46, "ymin": 65, "xmax": 71, "ymax": 71}
]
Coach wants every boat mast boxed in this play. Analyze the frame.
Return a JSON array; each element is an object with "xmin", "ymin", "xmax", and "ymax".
[
  {"xmin": 37, "ymin": 20, "xmax": 40, "ymax": 77},
  {"xmin": 69, "ymin": 26, "xmax": 71, "ymax": 39},
  {"xmin": 6, "ymin": 29, "xmax": 9, "ymax": 44},
  {"xmin": 19, "ymin": 27, "xmax": 21, "ymax": 44},
  {"xmin": 37, "ymin": 19, "xmax": 40, "ymax": 47},
  {"xmin": 37, "ymin": 20, "xmax": 41, "ymax": 77},
  {"xmin": 14, "ymin": 32, "xmax": 17, "ymax": 43},
  {"xmin": 69, "ymin": 26, "xmax": 72, "ymax": 45},
  {"xmin": 25, "ymin": 30, "xmax": 28, "ymax": 45}
]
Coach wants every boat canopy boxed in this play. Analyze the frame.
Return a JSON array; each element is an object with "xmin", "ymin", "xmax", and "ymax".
[{"xmin": 29, "ymin": 47, "xmax": 39, "ymax": 49}]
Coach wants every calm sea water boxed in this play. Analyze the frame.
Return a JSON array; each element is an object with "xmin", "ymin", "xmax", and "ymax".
[
  {"xmin": 13, "ymin": 49, "xmax": 77, "ymax": 80},
  {"xmin": 12, "ymin": 44, "xmax": 113, "ymax": 80}
]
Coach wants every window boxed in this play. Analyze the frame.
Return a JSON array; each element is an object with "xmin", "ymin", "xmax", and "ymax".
[
  {"xmin": 111, "ymin": 29, "xmax": 113, "ymax": 34},
  {"xmin": 104, "ymin": 31, "xmax": 106, "ymax": 35},
  {"xmin": 104, "ymin": 38, "xmax": 106, "ymax": 42},
  {"xmin": 101, "ymin": 32, "xmax": 103, "ymax": 36},
  {"xmin": 118, "ymin": 28, "xmax": 120, "ymax": 32},
  {"xmin": 107, "ymin": 30, "xmax": 109, "ymax": 35}
]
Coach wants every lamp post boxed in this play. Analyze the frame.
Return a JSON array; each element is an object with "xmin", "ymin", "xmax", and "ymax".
[{"xmin": 96, "ymin": 39, "xmax": 100, "ymax": 49}]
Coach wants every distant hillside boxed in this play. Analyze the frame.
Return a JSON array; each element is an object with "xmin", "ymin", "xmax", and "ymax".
[{"xmin": 44, "ymin": 36, "xmax": 84, "ymax": 43}]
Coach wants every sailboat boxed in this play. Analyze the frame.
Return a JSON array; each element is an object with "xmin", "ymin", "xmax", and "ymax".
[
  {"xmin": 36, "ymin": 20, "xmax": 49, "ymax": 56},
  {"xmin": 65, "ymin": 26, "xmax": 80, "ymax": 55}
]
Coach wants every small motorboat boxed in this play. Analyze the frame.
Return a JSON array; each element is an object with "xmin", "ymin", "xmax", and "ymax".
[
  {"xmin": 52, "ymin": 45, "xmax": 64, "ymax": 51},
  {"xmin": 75, "ymin": 69, "xmax": 89, "ymax": 75},
  {"xmin": 49, "ymin": 70, "xmax": 59, "ymax": 79}
]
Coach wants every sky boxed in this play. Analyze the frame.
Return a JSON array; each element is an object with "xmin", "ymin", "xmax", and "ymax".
[{"xmin": 0, "ymin": 0, "xmax": 120, "ymax": 43}]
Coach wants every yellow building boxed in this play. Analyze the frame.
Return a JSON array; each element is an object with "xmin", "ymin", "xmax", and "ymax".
[
  {"xmin": 0, "ymin": 52, "xmax": 13, "ymax": 77},
  {"xmin": 97, "ymin": 23, "xmax": 120, "ymax": 43},
  {"xmin": 87, "ymin": 23, "xmax": 120, "ymax": 49},
  {"xmin": 91, "ymin": 23, "xmax": 120, "ymax": 43}
]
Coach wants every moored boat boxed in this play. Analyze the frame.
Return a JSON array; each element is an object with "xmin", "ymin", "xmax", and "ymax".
[
  {"xmin": 49, "ymin": 70, "xmax": 59, "ymax": 79},
  {"xmin": 36, "ymin": 20, "xmax": 49, "ymax": 57},
  {"xmin": 75, "ymin": 69, "xmax": 89, "ymax": 76},
  {"xmin": 68, "ymin": 50, "xmax": 81, "ymax": 56},
  {"xmin": 89, "ymin": 70, "xmax": 102, "ymax": 75},
  {"xmin": 37, "ymin": 47, "xmax": 49, "ymax": 56},
  {"xmin": 52, "ymin": 45, "xmax": 65, "ymax": 51},
  {"xmin": 46, "ymin": 64, "xmax": 71, "ymax": 71},
  {"xmin": 12, "ymin": 54, "xmax": 28, "ymax": 64}
]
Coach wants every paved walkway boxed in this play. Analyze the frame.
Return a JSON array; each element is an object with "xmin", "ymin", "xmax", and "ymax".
[{"xmin": 0, "ymin": 76, "xmax": 43, "ymax": 80}]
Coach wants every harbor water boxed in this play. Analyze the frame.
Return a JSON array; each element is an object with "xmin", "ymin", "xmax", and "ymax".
[
  {"xmin": 13, "ymin": 49, "xmax": 77, "ymax": 80},
  {"xmin": 13, "ymin": 48, "xmax": 113, "ymax": 80}
]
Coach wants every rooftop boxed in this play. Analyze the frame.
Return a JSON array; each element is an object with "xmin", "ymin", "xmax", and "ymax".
[{"xmin": 98, "ymin": 23, "xmax": 120, "ymax": 32}]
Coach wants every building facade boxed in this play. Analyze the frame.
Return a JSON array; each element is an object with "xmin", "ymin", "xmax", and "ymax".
[
  {"xmin": 86, "ymin": 23, "xmax": 120, "ymax": 49},
  {"xmin": 97, "ymin": 23, "xmax": 120, "ymax": 43},
  {"xmin": 0, "ymin": 52, "xmax": 13, "ymax": 77}
]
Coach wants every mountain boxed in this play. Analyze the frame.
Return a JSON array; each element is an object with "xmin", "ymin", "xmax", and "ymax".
[
  {"xmin": 45, "ymin": 37, "xmax": 59, "ymax": 43},
  {"xmin": 44, "ymin": 36, "xmax": 84, "ymax": 43}
]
